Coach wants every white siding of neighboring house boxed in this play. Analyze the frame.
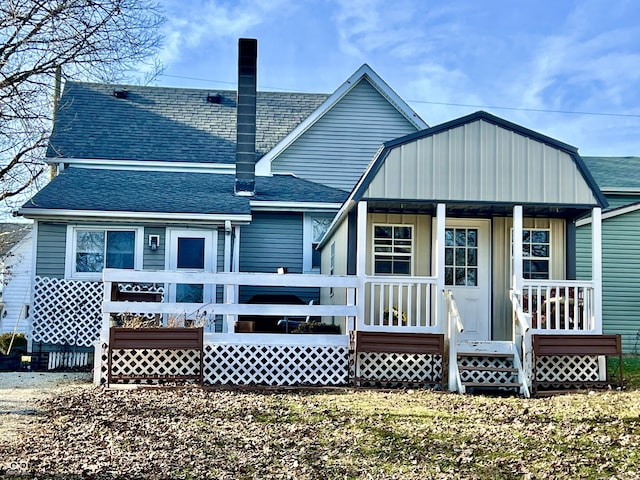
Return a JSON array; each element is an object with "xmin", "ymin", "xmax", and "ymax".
[
  {"xmin": 270, "ymin": 78, "xmax": 419, "ymax": 191},
  {"xmin": 1, "ymin": 231, "xmax": 32, "ymax": 336}
]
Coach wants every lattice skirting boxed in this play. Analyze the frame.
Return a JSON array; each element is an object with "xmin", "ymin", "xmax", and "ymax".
[
  {"xmin": 99, "ymin": 343, "xmax": 349, "ymax": 386},
  {"xmin": 458, "ymin": 355, "xmax": 518, "ymax": 385},
  {"xmin": 204, "ymin": 344, "xmax": 349, "ymax": 386},
  {"xmin": 32, "ymin": 277, "xmax": 103, "ymax": 348},
  {"xmin": 355, "ymin": 352, "xmax": 443, "ymax": 387},
  {"xmin": 536, "ymin": 355, "xmax": 601, "ymax": 387},
  {"xmin": 107, "ymin": 348, "xmax": 201, "ymax": 384}
]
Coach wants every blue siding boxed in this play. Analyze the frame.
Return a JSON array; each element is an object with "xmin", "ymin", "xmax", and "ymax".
[
  {"xmin": 239, "ymin": 212, "xmax": 317, "ymax": 303},
  {"xmin": 143, "ymin": 226, "xmax": 165, "ymax": 270},
  {"xmin": 577, "ymin": 212, "xmax": 640, "ymax": 353},
  {"xmin": 35, "ymin": 222, "xmax": 66, "ymax": 278},
  {"xmin": 271, "ymin": 78, "xmax": 418, "ymax": 191}
]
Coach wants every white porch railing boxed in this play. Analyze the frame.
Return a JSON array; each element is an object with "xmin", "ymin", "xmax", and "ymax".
[
  {"xmin": 102, "ymin": 269, "xmax": 358, "ymax": 334},
  {"xmin": 510, "ymin": 290, "xmax": 531, "ymax": 398},
  {"xmin": 361, "ymin": 276, "xmax": 439, "ymax": 332},
  {"xmin": 444, "ymin": 290, "xmax": 464, "ymax": 393},
  {"xmin": 520, "ymin": 280, "xmax": 596, "ymax": 333}
]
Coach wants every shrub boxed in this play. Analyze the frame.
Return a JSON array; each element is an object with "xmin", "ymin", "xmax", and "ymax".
[{"xmin": 291, "ymin": 322, "xmax": 341, "ymax": 334}]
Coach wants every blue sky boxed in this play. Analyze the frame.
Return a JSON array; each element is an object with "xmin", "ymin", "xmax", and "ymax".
[{"xmin": 154, "ymin": 0, "xmax": 640, "ymax": 156}]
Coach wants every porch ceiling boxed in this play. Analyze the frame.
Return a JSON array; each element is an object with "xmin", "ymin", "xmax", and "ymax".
[{"xmin": 367, "ymin": 201, "xmax": 591, "ymax": 219}]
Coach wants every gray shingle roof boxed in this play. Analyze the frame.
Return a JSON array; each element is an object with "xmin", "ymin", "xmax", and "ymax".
[
  {"xmin": 582, "ymin": 157, "xmax": 640, "ymax": 191},
  {"xmin": 47, "ymin": 82, "xmax": 329, "ymax": 163},
  {"xmin": 20, "ymin": 168, "xmax": 348, "ymax": 216}
]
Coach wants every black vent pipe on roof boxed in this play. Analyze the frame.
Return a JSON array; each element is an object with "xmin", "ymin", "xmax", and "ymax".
[{"xmin": 234, "ymin": 38, "xmax": 257, "ymax": 196}]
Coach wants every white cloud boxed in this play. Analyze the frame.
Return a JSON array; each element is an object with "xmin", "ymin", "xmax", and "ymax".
[{"xmin": 159, "ymin": 0, "xmax": 293, "ymax": 66}]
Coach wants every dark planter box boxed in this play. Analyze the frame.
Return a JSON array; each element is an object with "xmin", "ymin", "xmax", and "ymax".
[{"xmin": 0, "ymin": 354, "xmax": 21, "ymax": 371}]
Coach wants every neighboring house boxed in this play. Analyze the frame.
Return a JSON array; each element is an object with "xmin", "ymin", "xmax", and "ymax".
[
  {"xmin": 0, "ymin": 223, "xmax": 32, "ymax": 336},
  {"xmin": 576, "ymin": 156, "xmax": 640, "ymax": 353},
  {"xmin": 18, "ymin": 39, "xmax": 426, "ymax": 367}
]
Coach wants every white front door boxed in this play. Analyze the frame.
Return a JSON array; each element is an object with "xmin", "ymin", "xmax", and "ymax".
[
  {"xmin": 444, "ymin": 219, "xmax": 491, "ymax": 341},
  {"xmin": 166, "ymin": 229, "xmax": 217, "ymax": 305}
]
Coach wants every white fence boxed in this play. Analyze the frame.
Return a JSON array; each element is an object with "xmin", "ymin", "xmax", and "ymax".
[{"xmin": 102, "ymin": 269, "xmax": 359, "ymax": 334}]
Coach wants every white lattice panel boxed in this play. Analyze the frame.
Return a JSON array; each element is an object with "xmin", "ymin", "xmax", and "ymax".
[
  {"xmin": 110, "ymin": 349, "xmax": 201, "ymax": 380},
  {"xmin": 203, "ymin": 344, "xmax": 349, "ymax": 386},
  {"xmin": 458, "ymin": 356, "xmax": 517, "ymax": 384},
  {"xmin": 32, "ymin": 277, "xmax": 103, "ymax": 347},
  {"xmin": 355, "ymin": 352, "xmax": 443, "ymax": 387},
  {"xmin": 536, "ymin": 355, "xmax": 600, "ymax": 383}
]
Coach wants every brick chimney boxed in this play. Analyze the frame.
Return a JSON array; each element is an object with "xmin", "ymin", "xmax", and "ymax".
[{"xmin": 234, "ymin": 38, "xmax": 258, "ymax": 196}]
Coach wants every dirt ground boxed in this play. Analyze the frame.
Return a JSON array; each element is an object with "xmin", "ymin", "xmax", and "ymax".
[{"xmin": 0, "ymin": 371, "xmax": 92, "ymax": 444}]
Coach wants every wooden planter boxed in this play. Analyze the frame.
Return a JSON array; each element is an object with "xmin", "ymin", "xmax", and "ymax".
[{"xmin": 107, "ymin": 327, "xmax": 203, "ymax": 385}]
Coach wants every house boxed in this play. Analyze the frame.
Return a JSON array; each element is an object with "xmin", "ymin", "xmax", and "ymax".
[
  {"xmin": 576, "ymin": 156, "xmax": 640, "ymax": 353},
  {"xmin": 18, "ymin": 39, "xmax": 427, "ymax": 370},
  {"xmin": 0, "ymin": 223, "xmax": 32, "ymax": 337},
  {"xmin": 18, "ymin": 39, "xmax": 619, "ymax": 394},
  {"xmin": 319, "ymin": 111, "xmax": 615, "ymax": 395}
]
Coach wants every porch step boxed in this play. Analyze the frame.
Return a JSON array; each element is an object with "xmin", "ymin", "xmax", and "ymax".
[
  {"xmin": 459, "ymin": 365, "xmax": 518, "ymax": 373},
  {"xmin": 457, "ymin": 349, "xmax": 522, "ymax": 393},
  {"xmin": 461, "ymin": 382, "xmax": 522, "ymax": 388},
  {"xmin": 457, "ymin": 352, "xmax": 513, "ymax": 358}
]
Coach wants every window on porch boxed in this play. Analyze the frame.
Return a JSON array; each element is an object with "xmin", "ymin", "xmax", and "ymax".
[
  {"xmin": 511, "ymin": 229, "xmax": 551, "ymax": 280},
  {"xmin": 373, "ymin": 224, "xmax": 413, "ymax": 275}
]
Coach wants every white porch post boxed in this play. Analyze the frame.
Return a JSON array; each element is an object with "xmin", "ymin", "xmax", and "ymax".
[
  {"xmin": 512, "ymin": 205, "xmax": 524, "ymax": 294},
  {"xmin": 356, "ymin": 201, "xmax": 368, "ymax": 332},
  {"xmin": 223, "ymin": 220, "xmax": 232, "ymax": 273},
  {"xmin": 592, "ymin": 207, "xmax": 602, "ymax": 334},
  {"xmin": 435, "ymin": 204, "xmax": 446, "ymax": 332},
  {"xmin": 435, "ymin": 204, "xmax": 455, "ymax": 392}
]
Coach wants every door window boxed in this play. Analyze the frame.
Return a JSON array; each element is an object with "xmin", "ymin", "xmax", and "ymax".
[{"xmin": 445, "ymin": 228, "xmax": 478, "ymax": 286}]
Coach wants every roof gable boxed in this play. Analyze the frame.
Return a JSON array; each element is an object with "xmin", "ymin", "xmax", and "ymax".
[
  {"xmin": 353, "ymin": 111, "xmax": 606, "ymax": 208},
  {"xmin": 255, "ymin": 64, "xmax": 428, "ymax": 176},
  {"xmin": 47, "ymin": 82, "xmax": 328, "ymax": 164}
]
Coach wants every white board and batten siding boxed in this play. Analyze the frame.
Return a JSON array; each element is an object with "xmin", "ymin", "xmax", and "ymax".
[
  {"xmin": 363, "ymin": 119, "xmax": 598, "ymax": 206},
  {"xmin": 577, "ymin": 210, "xmax": 640, "ymax": 353},
  {"xmin": 271, "ymin": 78, "xmax": 419, "ymax": 191},
  {"xmin": 1, "ymin": 230, "xmax": 33, "ymax": 336}
]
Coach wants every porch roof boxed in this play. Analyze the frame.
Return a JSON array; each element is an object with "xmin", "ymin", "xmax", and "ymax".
[{"xmin": 19, "ymin": 168, "xmax": 348, "ymax": 219}]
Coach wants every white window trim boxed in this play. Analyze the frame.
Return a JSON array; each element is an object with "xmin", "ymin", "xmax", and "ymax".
[
  {"xmin": 510, "ymin": 227, "xmax": 552, "ymax": 281},
  {"xmin": 303, "ymin": 214, "xmax": 334, "ymax": 274},
  {"xmin": 372, "ymin": 223, "xmax": 414, "ymax": 276},
  {"xmin": 65, "ymin": 226, "xmax": 144, "ymax": 280}
]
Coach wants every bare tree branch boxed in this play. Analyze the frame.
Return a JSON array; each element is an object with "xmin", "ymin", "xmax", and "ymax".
[{"xmin": 0, "ymin": 0, "xmax": 165, "ymax": 210}]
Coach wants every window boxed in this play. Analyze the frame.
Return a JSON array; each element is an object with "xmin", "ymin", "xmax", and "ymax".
[
  {"xmin": 304, "ymin": 215, "xmax": 333, "ymax": 273},
  {"xmin": 522, "ymin": 229, "xmax": 550, "ymax": 279},
  {"xmin": 445, "ymin": 227, "xmax": 478, "ymax": 286},
  {"xmin": 68, "ymin": 227, "xmax": 142, "ymax": 279},
  {"xmin": 373, "ymin": 225, "xmax": 413, "ymax": 275}
]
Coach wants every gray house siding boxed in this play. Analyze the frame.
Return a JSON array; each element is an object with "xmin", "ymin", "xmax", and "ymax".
[
  {"xmin": 143, "ymin": 226, "xmax": 166, "ymax": 270},
  {"xmin": 35, "ymin": 222, "xmax": 66, "ymax": 278},
  {"xmin": 271, "ymin": 78, "xmax": 418, "ymax": 191},
  {"xmin": 239, "ymin": 212, "xmax": 317, "ymax": 303},
  {"xmin": 577, "ymin": 213, "xmax": 640, "ymax": 353}
]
